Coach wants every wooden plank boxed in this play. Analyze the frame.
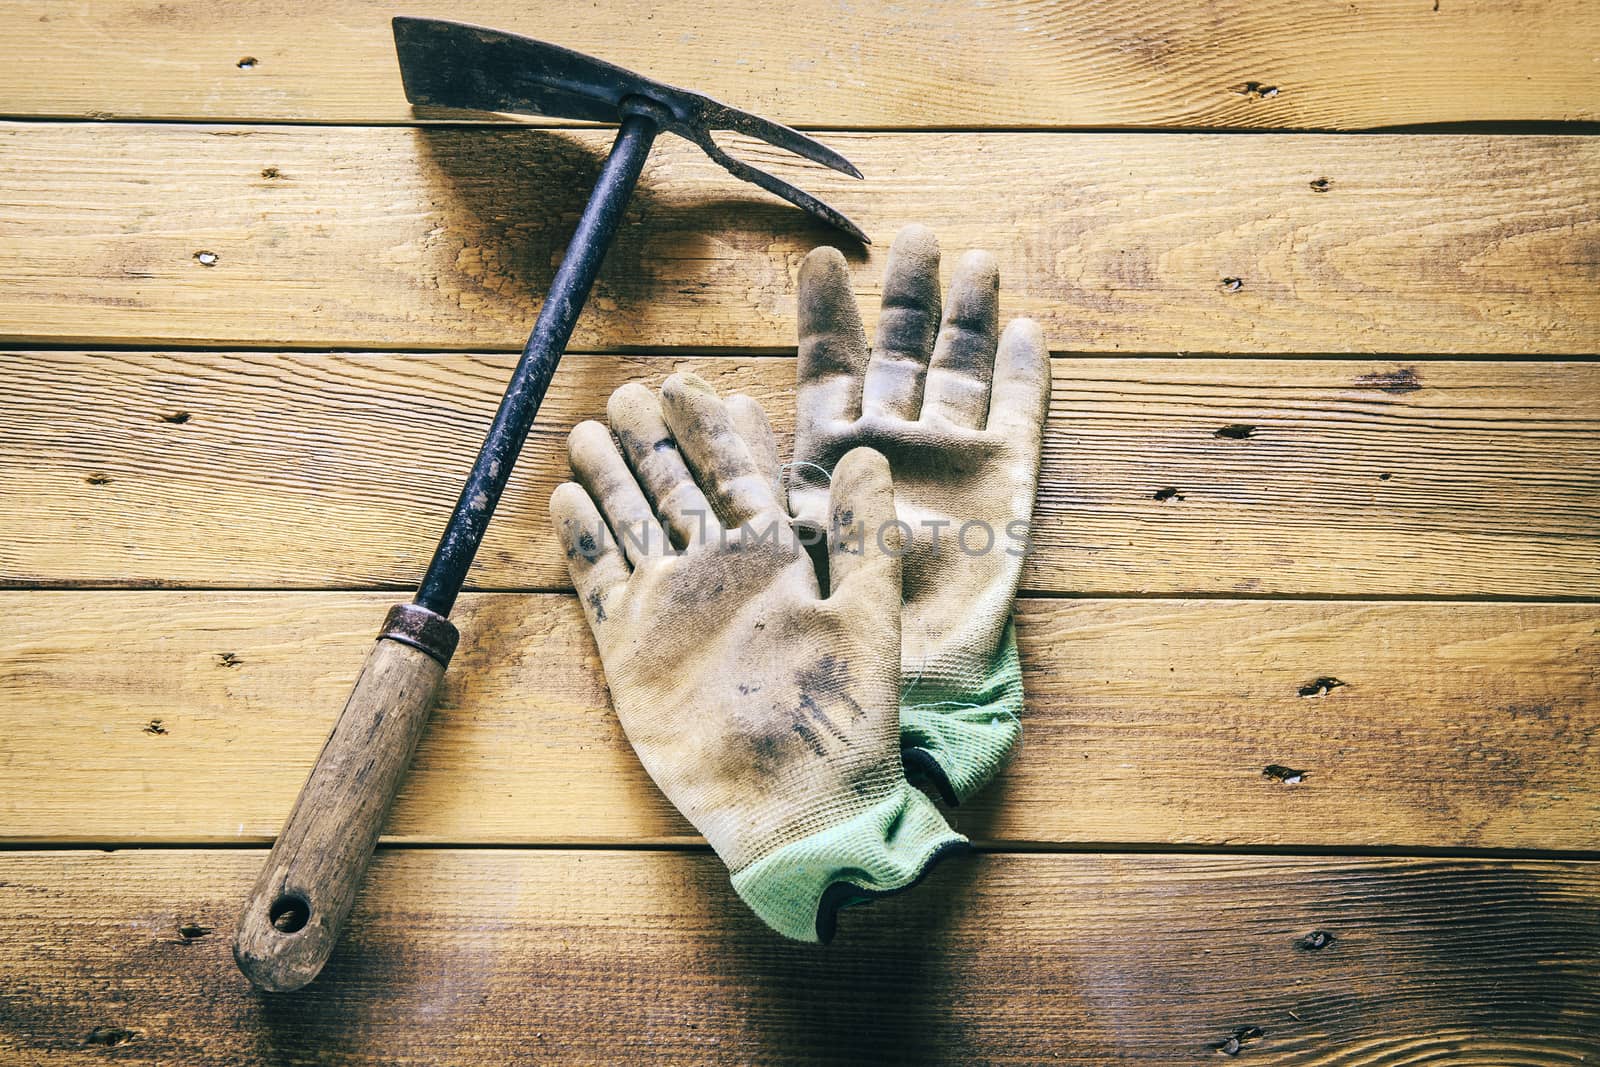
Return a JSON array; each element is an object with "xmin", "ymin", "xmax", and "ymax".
[
  {"xmin": 0, "ymin": 849, "xmax": 1595, "ymax": 1064},
  {"xmin": 2, "ymin": 124, "xmax": 1596, "ymax": 354},
  {"xmin": 2, "ymin": 592, "xmax": 1594, "ymax": 850},
  {"xmin": 4, "ymin": 351, "xmax": 1596, "ymax": 598},
  {"xmin": 4, "ymin": 1, "xmax": 1597, "ymax": 128}
]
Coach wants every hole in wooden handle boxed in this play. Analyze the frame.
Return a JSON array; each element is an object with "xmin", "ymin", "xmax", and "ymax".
[{"xmin": 269, "ymin": 893, "xmax": 310, "ymax": 934}]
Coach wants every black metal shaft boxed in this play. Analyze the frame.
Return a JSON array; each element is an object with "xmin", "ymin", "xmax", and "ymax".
[{"xmin": 415, "ymin": 113, "xmax": 659, "ymax": 616}]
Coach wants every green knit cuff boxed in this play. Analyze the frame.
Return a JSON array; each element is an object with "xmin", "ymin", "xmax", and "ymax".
[
  {"xmin": 729, "ymin": 782, "xmax": 968, "ymax": 943},
  {"xmin": 899, "ymin": 617, "xmax": 1025, "ymax": 805}
]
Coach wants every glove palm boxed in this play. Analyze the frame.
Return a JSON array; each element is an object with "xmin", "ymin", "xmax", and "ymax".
[{"xmin": 551, "ymin": 372, "xmax": 966, "ymax": 941}]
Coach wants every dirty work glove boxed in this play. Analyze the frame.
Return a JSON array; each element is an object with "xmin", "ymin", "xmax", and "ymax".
[
  {"xmin": 550, "ymin": 372, "xmax": 967, "ymax": 942},
  {"xmin": 788, "ymin": 225, "xmax": 1050, "ymax": 805}
]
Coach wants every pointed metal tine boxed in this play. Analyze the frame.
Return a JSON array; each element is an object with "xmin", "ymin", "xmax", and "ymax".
[
  {"xmin": 702, "ymin": 101, "xmax": 863, "ymax": 179},
  {"xmin": 692, "ymin": 130, "xmax": 869, "ymax": 244}
]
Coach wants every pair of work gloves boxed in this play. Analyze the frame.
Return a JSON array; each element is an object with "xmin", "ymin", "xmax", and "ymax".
[{"xmin": 550, "ymin": 226, "xmax": 1049, "ymax": 942}]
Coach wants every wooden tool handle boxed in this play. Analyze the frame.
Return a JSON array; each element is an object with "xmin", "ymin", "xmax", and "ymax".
[{"xmin": 233, "ymin": 604, "xmax": 457, "ymax": 992}]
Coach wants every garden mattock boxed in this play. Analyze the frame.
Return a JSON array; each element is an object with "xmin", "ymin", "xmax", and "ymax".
[{"xmin": 233, "ymin": 16, "xmax": 867, "ymax": 992}]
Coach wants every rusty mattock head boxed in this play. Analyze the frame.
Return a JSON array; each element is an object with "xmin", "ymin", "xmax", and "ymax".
[{"xmin": 392, "ymin": 16, "xmax": 869, "ymax": 243}]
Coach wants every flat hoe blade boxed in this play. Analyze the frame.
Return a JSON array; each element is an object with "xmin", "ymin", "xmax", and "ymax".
[{"xmin": 393, "ymin": 16, "xmax": 867, "ymax": 241}]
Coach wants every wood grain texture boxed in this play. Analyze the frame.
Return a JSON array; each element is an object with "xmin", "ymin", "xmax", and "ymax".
[
  {"xmin": 3, "ymin": 1, "xmax": 1597, "ymax": 128},
  {"xmin": 4, "ymin": 351, "xmax": 1596, "ymax": 598},
  {"xmin": 2, "ymin": 592, "xmax": 1594, "ymax": 850},
  {"xmin": 2, "ymin": 125, "xmax": 1597, "ymax": 354},
  {"xmin": 1, "ymin": 849, "xmax": 1596, "ymax": 1064}
]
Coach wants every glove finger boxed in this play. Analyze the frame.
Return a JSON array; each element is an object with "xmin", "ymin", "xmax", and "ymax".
[
  {"xmin": 862, "ymin": 224, "xmax": 941, "ymax": 421},
  {"xmin": 797, "ymin": 245, "xmax": 868, "ymax": 430},
  {"xmin": 606, "ymin": 382, "xmax": 714, "ymax": 548},
  {"xmin": 920, "ymin": 249, "xmax": 999, "ymax": 429},
  {"xmin": 661, "ymin": 373, "xmax": 785, "ymax": 530},
  {"xmin": 549, "ymin": 481, "xmax": 631, "ymax": 631},
  {"xmin": 726, "ymin": 393, "xmax": 783, "ymax": 505},
  {"xmin": 567, "ymin": 419, "xmax": 672, "ymax": 563},
  {"xmin": 985, "ymin": 318, "xmax": 1051, "ymax": 453},
  {"xmin": 825, "ymin": 446, "xmax": 902, "ymax": 619}
]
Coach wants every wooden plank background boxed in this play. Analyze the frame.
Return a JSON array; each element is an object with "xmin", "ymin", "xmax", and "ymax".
[
  {"xmin": 2, "ymin": 850, "xmax": 1596, "ymax": 1065},
  {"xmin": 5, "ymin": 352, "xmax": 1595, "ymax": 597},
  {"xmin": 0, "ymin": 1, "xmax": 1596, "ymax": 1062},
  {"xmin": 3, "ymin": 593, "xmax": 1595, "ymax": 850},
  {"xmin": 3, "ymin": 0, "xmax": 1596, "ymax": 128},
  {"xmin": 2, "ymin": 125, "xmax": 1595, "ymax": 353}
]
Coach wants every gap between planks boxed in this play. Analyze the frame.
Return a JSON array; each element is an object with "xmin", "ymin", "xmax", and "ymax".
[{"xmin": 3, "ymin": 841, "xmax": 1599, "ymax": 862}]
